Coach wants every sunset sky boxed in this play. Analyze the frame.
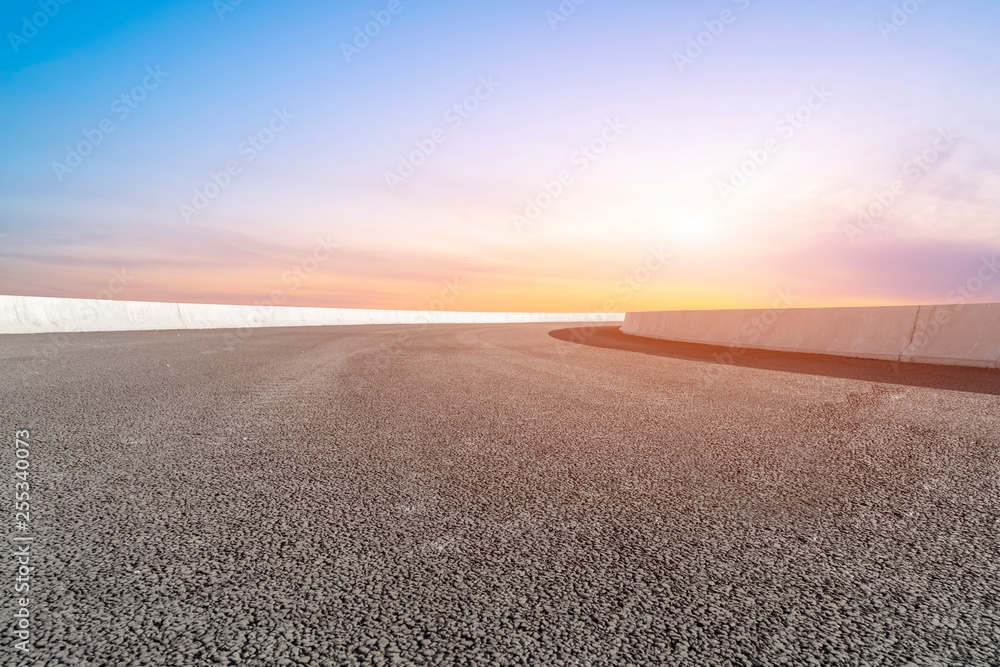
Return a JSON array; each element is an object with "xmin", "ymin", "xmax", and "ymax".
[{"xmin": 2, "ymin": 0, "xmax": 999, "ymax": 312}]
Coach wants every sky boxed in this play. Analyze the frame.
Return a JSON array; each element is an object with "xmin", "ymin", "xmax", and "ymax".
[{"xmin": 1, "ymin": 0, "xmax": 999, "ymax": 313}]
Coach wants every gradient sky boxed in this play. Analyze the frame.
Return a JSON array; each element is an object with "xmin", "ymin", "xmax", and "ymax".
[{"xmin": 2, "ymin": 0, "xmax": 999, "ymax": 312}]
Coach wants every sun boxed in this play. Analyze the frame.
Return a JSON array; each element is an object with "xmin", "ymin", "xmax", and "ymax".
[{"xmin": 674, "ymin": 218, "xmax": 718, "ymax": 242}]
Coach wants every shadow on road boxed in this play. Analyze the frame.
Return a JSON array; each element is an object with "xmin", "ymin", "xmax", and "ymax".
[{"xmin": 549, "ymin": 325, "xmax": 1000, "ymax": 396}]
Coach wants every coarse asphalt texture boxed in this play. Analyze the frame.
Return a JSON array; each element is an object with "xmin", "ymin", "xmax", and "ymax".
[{"xmin": 1, "ymin": 323, "xmax": 999, "ymax": 666}]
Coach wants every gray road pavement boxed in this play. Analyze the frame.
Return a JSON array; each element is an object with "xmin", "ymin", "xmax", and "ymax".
[{"xmin": 1, "ymin": 323, "xmax": 998, "ymax": 666}]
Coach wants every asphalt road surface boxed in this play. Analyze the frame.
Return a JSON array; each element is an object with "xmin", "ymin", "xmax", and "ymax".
[{"xmin": 1, "ymin": 323, "xmax": 998, "ymax": 666}]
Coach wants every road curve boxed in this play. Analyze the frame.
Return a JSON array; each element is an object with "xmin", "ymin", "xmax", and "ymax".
[{"xmin": 1, "ymin": 323, "xmax": 998, "ymax": 666}]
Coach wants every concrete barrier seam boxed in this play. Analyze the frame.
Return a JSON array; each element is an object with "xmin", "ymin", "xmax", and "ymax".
[{"xmin": 899, "ymin": 306, "xmax": 920, "ymax": 363}]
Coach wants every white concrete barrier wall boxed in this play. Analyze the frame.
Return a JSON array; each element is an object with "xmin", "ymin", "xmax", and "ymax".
[
  {"xmin": 0, "ymin": 295, "xmax": 624, "ymax": 335},
  {"xmin": 622, "ymin": 304, "xmax": 1000, "ymax": 369}
]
